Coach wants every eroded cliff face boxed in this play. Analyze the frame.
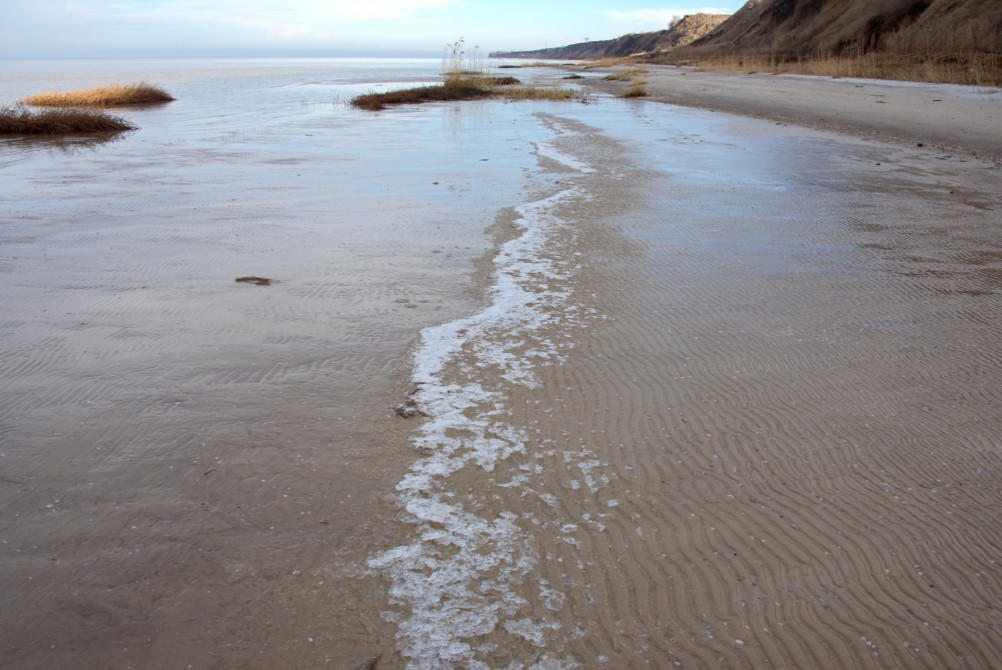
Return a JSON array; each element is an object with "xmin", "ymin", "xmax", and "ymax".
[
  {"xmin": 492, "ymin": 1, "xmax": 1000, "ymax": 61},
  {"xmin": 490, "ymin": 13, "xmax": 730, "ymax": 59},
  {"xmin": 691, "ymin": 0, "xmax": 1001, "ymax": 54}
]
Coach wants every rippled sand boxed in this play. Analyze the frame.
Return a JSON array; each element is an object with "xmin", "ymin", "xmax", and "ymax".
[
  {"xmin": 3, "ymin": 71, "xmax": 1002, "ymax": 669},
  {"xmin": 339, "ymin": 102, "xmax": 1002, "ymax": 668}
]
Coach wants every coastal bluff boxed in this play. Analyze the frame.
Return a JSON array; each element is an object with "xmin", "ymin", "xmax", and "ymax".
[
  {"xmin": 492, "ymin": 0, "xmax": 1001, "ymax": 60},
  {"xmin": 490, "ymin": 13, "xmax": 728, "ymax": 59}
]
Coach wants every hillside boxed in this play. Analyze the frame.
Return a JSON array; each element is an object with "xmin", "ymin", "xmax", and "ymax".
[
  {"xmin": 691, "ymin": 0, "xmax": 1002, "ymax": 55},
  {"xmin": 491, "ymin": 13, "xmax": 729, "ymax": 60}
]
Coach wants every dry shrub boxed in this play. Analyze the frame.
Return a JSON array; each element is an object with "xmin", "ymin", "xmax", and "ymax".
[
  {"xmin": 23, "ymin": 82, "xmax": 174, "ymax": 108},
  {"xmin": 0, "ymin": 104, "xmax": 136, "ymax": 135}
]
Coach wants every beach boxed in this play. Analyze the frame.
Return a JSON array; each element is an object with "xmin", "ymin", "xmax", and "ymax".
[
  {"xmin": 577, "ymin": 63, "xmax": 1002, "ymax": 162},
  {"xmin": 2, "ymin": 60, "xmax": 1002, "ymax": 669}
]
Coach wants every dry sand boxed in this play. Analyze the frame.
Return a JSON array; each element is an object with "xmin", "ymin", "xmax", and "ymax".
[{"xmin": 3, "ymin": 65, "xmax": 1002, "ymax": 669}]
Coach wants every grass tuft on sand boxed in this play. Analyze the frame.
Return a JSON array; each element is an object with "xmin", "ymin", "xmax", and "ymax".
[
  {"xmin": 622, "ymin": 81, "xmax": 649, "ymax": 98},
  {"xmin": 501, "ymin": 86, "xmax": 581, "ymax": 101},
  {"xmin": 23, "ymin": 82, "xmax": 175, "ymax": 108},
  {"xmin": 0, "ymin": 104, "xmax": 136, "ymax": 135},
  {"xmin": 352, "ymin": 38, "xmax": 580, "ymax": 111},
  {"xmin": 603, "ymin": 67, "xmax": 649, "ymax": 81}
]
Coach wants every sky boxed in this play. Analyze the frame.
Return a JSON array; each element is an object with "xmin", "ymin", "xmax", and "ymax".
[{"xmin": 0, "ymin": 1, "xmax": 746, "ymax": 58}]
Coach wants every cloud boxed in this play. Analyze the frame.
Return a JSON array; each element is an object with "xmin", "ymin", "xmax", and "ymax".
[
  {"xmin": 51, "ymin": 0, "xmax": 467, "ymax": 48},
  {"xmin": 218, "ymin": 0, "xmax": 465, "ymax": 22}
]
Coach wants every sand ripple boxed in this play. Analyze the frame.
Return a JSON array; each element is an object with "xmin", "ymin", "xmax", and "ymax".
[{"xmin": 376, "ymin": 111, "xmax": 1002, "ymax": 668}]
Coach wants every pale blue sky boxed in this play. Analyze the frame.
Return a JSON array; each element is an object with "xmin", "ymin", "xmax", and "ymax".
[{"xmin": 0, "ymin": 1, "xmax": 745, "ymax": 58}]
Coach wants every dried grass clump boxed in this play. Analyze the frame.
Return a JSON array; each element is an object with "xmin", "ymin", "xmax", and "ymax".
[
  {"xmin": 23, "ymin": 82, "xmax": 174, "ymax": 108},
  {"xmin": 0, "ymin": 104, "xmax": 136, "ymax": 135},
  {"xmin": 499, "ymin": 86, "xmax": 580, "ymax": 101},
  {"xmin": 623, "ymin": 81, "xmax": 649, "ymax": 98},
  {"xmin": 584, "ymin": 57, "xmax": 631, "ymax": 69},
  {"xmin": 352, "ymin": 38, "xmax": 579, "ymax": 110},
  {"xmin": 603, "ymin": 67, "xmax": 649, "ymax": 81},
  {"xmin": 352, "ymin": 84, "xmax": 492, "ymax": 111}
]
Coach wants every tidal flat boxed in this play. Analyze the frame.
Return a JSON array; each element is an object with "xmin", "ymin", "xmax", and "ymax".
[{"xmin": 2, "ymin": 58, "xmax": 1001, "ymax": 669}]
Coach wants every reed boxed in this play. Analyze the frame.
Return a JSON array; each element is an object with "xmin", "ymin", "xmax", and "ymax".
[
  {"xmin": 442, "ymin": 38, "xmax": 486, "ymax": 88},
  {"xmin": 352, "ymin": 38, "xmax": 580, "ymax": 110},
  {"xmin": 0, "ymin": 104, "xmax": 136, "ymax": 135},
  {"xmin": 23, "ymin": 82, "xmax": 174, "ymax": 108}
]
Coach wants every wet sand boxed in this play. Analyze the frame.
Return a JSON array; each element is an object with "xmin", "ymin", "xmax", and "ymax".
[
  {"xmin": 353, "ymin": 102, "xmax": 1002, "ymax": 668},
  {"xmin": 499, "ymin": 111, "xmax": 1002, "ymax": 668},
  {"xmin": 576, "ymin": 64, "xmax": 1002, "ymax": 162},
  {"xmin": 3, "ymin": 64, "xmax": 1002, "ymax": 669}
]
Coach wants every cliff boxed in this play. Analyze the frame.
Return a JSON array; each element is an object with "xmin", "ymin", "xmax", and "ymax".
[
  {"xmin": 490, "ymin": 13, "xmax": 730, "ymax": 60},
  {"xmin": 493, "ymin": 1, "xmax": 1001, "ymax": 62},
  {"xmin": 691, "ymin": 0, "xmax": 1002, "ymax": 55}
]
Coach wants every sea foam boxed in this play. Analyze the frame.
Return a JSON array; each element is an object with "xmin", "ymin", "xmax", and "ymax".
[{"xmin": 369, "ymin": 115, "xmax": 600, "ymax": 669}]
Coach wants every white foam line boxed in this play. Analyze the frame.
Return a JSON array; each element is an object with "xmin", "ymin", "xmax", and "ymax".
[
  {"xmin": 369, "ymin": 118, "xmax": 595, "ymax": 669},
  {"xmin": 534, "ymin": 139, "xmax": 595, "ymax": 174}
]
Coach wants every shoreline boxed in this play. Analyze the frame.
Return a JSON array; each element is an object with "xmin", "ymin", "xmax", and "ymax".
[
  {"xmin": 571, "ymin": 63, "xmax": 1002, "ymax": 164},
  {"xmin": 3, "ymin": 58, "xmax": 1002, "ymax": 668}
]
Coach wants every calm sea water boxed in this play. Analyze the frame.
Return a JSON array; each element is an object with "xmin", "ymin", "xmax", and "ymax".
[
  {"xmin": 0, "ymin": 57, "xmax": 600, "ymax": 668},
  {"xmin": 0, "ymin": 57, "xmax": 568, "ymax": 265}
]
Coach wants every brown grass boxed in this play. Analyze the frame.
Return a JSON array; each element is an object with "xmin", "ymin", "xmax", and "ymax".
[
  {"xmin": 352, "ymin": 84, "xmax": 492, "ymax": 111},
  {"xmin": 0, "ymin": 104, "xmax": 136, "ymax": 135},
  {"xmin": 623, "ymin": 81, "xmax": 649, "ymax": 98},
  {"xmin": 353, "ymin": 38, "xmax": 578, "ymax": 110},
  {"xmin": 655, "ymin": 49, "xmax": 1002, "ymax": 87},
  {"xmin": 23, "ymin": 82, "xmax": 175, "ymax": 108},
  {"xmin": 603, "ymin": 67, "xmax": 649, "ymax": 81},
  {"xmin": 582, "ymin": 57, "xmax": 631, "ymax": 69},
  {"xmin": 499, "ymin": 86, "xmax": 580, "ymax": 101}
]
